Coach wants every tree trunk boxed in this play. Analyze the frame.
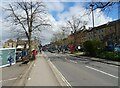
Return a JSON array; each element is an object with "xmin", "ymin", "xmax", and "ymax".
[
  {"xmin": 28, "ymin": 32, "xmax": 32, "ymax": 59},
  {"xmin": 73, "ymin": 33, "xmax": 77, "ymax": 51}
]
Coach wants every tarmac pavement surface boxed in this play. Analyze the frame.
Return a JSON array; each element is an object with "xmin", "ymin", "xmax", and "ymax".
[
  {"xmin": 1, "ymin": 62, "xmax": 30, "ymax": 86},
  {"xmin": 25, "ymin": 54, "xmax": 60, "ymax": 86}
]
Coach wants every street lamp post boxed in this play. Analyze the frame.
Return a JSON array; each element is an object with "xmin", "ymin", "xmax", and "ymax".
[
  {"xmin": 90, "ymin": 4, "xmax": 95, "ymax": 28},
  {"xmin": 90, "ymin": 4, "xmax": 96, "ymax": 40}
]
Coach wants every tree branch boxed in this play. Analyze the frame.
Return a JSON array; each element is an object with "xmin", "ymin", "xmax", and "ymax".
[
  {"xmin": 9, "ymin": 4, "xmax": 29, "ymax": 38},
  {"xmin": 32, "ymin": 23, "xmax": 51, "ymax": 31}
]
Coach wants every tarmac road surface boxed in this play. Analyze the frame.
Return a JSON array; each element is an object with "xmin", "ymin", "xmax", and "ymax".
[{"xmin": 44, "ymin": 52, "xmax": 119, "ymax": 86}]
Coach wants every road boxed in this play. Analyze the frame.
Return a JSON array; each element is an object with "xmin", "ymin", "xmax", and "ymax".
[{"xmin": 44, "ymin": 52, "xmax": 119, "ymax": 86}]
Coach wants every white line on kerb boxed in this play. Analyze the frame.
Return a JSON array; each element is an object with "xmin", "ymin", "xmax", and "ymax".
[
  {"xmin": 97, "ymin": 62, "xmax": 119, "ymax": 68},
  {"xmin": 85, "ymin": 66, "xmax": 118, "ymax": 79},
  {"xmin": 49, "ymin": 60, "xmax": 71, "ymax": 87}
]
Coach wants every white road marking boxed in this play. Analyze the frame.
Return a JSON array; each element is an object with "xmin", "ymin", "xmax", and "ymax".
[
  {"xmin": 65, "ymin": 58, "xmax": 67, "ymax": 60},
  {"xmin": 49, "ymin": 60, "xmax": 72, "ymax": 87},
  {"xmin": 85, "ymin": 66, "xmax": 118, "ymax": 79},
  {"xmin": 34, "ymin": 64, "xmax": 36, "ymax": 67},
  {"xmin": 70, "ymin": 60, "xmax": 77, "ymax": 64},
  {"xmin": 0, "ymin": 77, "xmax": 18, "ymax": 83},
  {"xmin": 28, "ymin": 78, "xmax": 31, "ymax": 80}
]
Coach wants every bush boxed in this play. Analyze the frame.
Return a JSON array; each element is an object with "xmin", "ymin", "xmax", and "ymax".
[
  {"xmin": 98, "ymin": 51, "xmax": 120, "ymax": 61},
  {"xmin": 83, "ymin": 40, "xmax": 120, "ymax": 61},
  {"xmin": 83, "ymin": 40, "xmax": 103, "ymax": 56},
  {"xmin": 100, "ymin": 52, "xmax": 114, "ymax": 59}
]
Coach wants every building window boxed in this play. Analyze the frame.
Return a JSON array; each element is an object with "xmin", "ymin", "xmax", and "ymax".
[
  {"xmin": 99, "ymin": 30, "xmax": 101, "ymax": 33},
  {"xmin": 12, "ymin": 43, "xmax": 13, "ymax": 47},
  {"xmin": 101, "ymin": 30, "xmax": 103, "ymax": 32},
  {"xmin": 99, "ymin": 35, "xmax": 101, "ymax": 39},
  {"xmin": 101, "ymin": 35, "xmax": 103, "ymax": 38}
]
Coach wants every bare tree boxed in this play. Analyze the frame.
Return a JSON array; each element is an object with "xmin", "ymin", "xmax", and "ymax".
[
  {"xmin": 67, "ymin": 16, "xmax": 87, "ymax": 46},
  {"xmin": 58, "ymin": 26, "xmax": 70, "ymax": 49},
  {"xmin": 4, "ymin": 1, "xmax": 50, "ymax": 57},
  {"xmin": 51, "ymin": 32, "xmax": 63, "ymax": 45},
  {"xmin": 60, "ymin": 26, "xmax": 70, "ymax": 39},
  {"xmin": 88, "ymin": 2, "xmax": 116, "ymax": 11},
  {"xmin": 86, "ymin": 1, "xmax": 118, "ymax": 15},
  {"xmin": 67, "ymin": 16, "xmax": 87, "ymax": 33}
]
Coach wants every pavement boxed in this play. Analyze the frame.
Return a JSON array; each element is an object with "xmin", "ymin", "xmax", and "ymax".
[
  {"xmin": 25, "ymin": 53, "xmax": 60, "ymax": 86},
  {"xmin": 69, "ymin": 52, "xmax": 120, "ymax": 66},
  {"xmin": 1, "ymin": 52, "xmax": 67, "ymax": 87},
  {"xmin": 1, "ymin": 61, "xmax": 33, "ymax": 86}
]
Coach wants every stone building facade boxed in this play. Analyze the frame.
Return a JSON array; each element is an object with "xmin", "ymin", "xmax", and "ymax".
[{"xmin": 66, "ymin": 19, "xmax": 120, "ymax": 47}]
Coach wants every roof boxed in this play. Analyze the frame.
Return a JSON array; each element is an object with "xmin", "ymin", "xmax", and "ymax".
[
  {"xmin": 17, "ymin": 40, "xmax": 28, "ymax": 45},
  {"xmin": 17, "ymin": 39, "xmax": 37, "ymax": 45},
  {"xmin": 69, "ymin": 19, "xmax": 120, "ymax": 37},
  {"xmin": 17, "ymin": 45, "xmax": 24, "ymax": 49},
  {"xmin": 92, "ymin": 19, "xmax": 120, "ymax": 30},
  {"xmin": 6, "ymin": 39, "xmax": 15, "ymax": 43}
]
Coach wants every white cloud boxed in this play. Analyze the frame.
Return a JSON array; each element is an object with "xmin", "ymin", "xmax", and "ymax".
[
  {"xmin": 93, "ymin": 9, "xmax": 113, "ymax": 26},
  {"xmin": 57, "ymin": 3, "xmax": 113, "ymax": 29},
  {"xmin": 46, "ymin": 14, "xmax": 66, "ymax": 32},
  {"xmin": 39, "ymin": 12, "xmax": 69, "ymax": 45},
  {"xmin": 45, "ymin": 1, "xmax": 64, "ymax": 12},
  {"xmin": 1, "ymin": 2, "xmax": 114, "ymax": 46}
]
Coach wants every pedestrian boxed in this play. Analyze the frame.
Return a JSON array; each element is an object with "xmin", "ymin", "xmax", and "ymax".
[
  {"xmin": 32, "ymin": 50, "xmax": 36, "ymax": 60},
  {"xmin": 7, "ymin": 55, "xmax": 13, "ymax": 66}
]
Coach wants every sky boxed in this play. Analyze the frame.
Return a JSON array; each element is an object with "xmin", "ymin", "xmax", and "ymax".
[{"xmin": 0, "ymin": 0, "xmax": 119, "ymax": 46}]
